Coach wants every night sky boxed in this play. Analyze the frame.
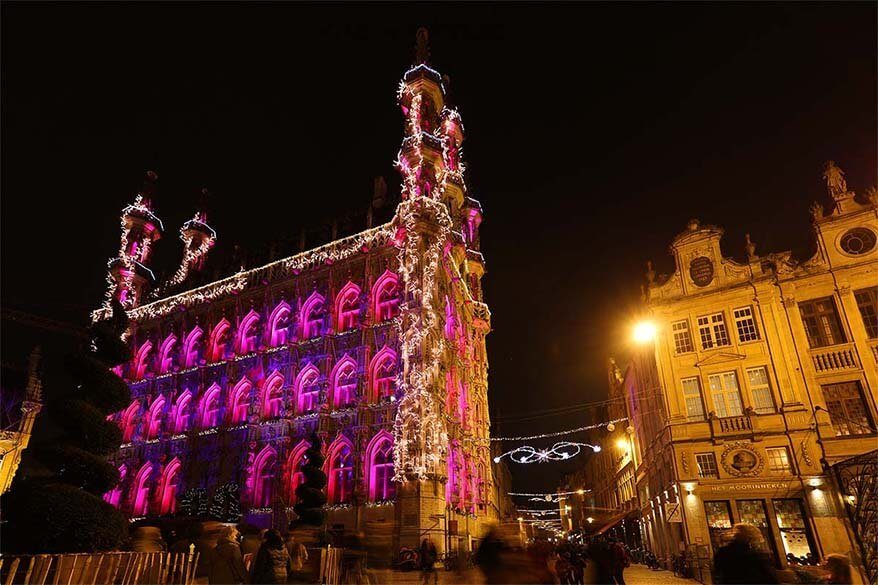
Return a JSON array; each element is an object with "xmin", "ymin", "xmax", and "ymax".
[{"xmin": 3, "ymin": 2, "xmax": 876, "ymax": 494}]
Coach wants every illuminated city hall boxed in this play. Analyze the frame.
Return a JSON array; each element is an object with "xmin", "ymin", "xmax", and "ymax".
[
  {"xmin": 92, "ymin": 32, "xmax": 498, "ymax": 559},
  {"xmin": 564, "ymin": 166, "xmax": 877, "ymax": 582}
]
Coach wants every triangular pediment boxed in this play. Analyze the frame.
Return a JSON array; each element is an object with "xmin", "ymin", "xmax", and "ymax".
[{"xmin": 695, "ymin": 351, "xmax": 747, "ymax": 367}]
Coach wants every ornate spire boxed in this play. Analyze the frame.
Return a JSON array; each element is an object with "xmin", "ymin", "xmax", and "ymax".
[{"xmin": 414, "ymin": 27, "xmax": 430, "ymax": 65}]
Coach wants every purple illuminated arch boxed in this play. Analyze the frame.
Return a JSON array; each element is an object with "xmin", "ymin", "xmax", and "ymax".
[
  {"xmin": 208, "ymin": 318, "xmax": 232, "ymax": 362},
  {"xmin": 199, "ymin": 383, "xmax": 222, "ymax": 428},
  {"xmin": 266, "ymin": 301, "xmax": 293, "ymax": 347},
  {"xmin": 173, "ymin": 390, "xmax": 193, "ymax": 433},
  {"xmin": 182, "ymin": 326, "xmax": 204, "ymax": 368},
  {"xmin": 146, "ymin": 396, "xmax": 166, "ymax": 439},
  {"xmin": 261, "ymin": 371, "xmax": 285, "ymax": 419},
  {"xmin": 121, "ymin": 400, "xmax": 141, "ymax": 442},
  {"xmin": 158, "ymin": 457, "xmax": 182, "ymax": 515},
  {"xmin": 132, "ymin": 340, "xmax": 153, "ymax": 380},
  {"xmin": 295, "ymin": 364, "xmax": 321, "ymax": 414},
  {"xmin": 157, "ymin": 334, "xmax": 178, "ymax": 374},
  {"xmin": 229, "ymin": 376, "xmax": 253, "ymax": 424},
  {"xmin": 104, "ymin": 464, "xmax": 127, "ymax": 507},
  {"xmin": 369, "ymin": 346, "xmax": 397, "ymax": 402},
  {"xmin": 372, "ymin": 271, "xmax": 400, "ymax": 322},
  {"xmin": 284, "ymin": 439, "xmax": 310, "ymax": 504},
  {"xmin": 330, "ymin": 356, "xmax": 357, "ymax": 409},
  {"xmin": 334, "ymin": 281, "xmax": 361, "ymax": 332},
  {"xmin": 324, "ymin": 436, "xmax": 354, "ymax": 505},
  {"xmin": 251, "ymin": 445, "xmax": 277, "ymax": 507},
  {"xmin": 132, "ymin": 462, "xmax": 154, "ymax": 516},
  {"xmin": 300, "ymin": 292, "xmax": 325, "ymax": 339},
  {"xmin": 236, "ymin": 309, "xmax": 261, "ymax": 354},
  {"xmin": 365, "ymin": 431, "xmax": 395, "ymax": 501}
]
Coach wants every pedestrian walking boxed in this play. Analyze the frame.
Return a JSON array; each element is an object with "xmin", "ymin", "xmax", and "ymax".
[
  {"xmin": 419, "ymin": 538, "xmax": 438, "ymax": 585},
  {"xmin": 210, "ymin": 526, "xmax": 249, "ymax": 585},
  {"xmin": 610, "ymin": 539, "xmax": 629, "ymax": 585},
  {"xmin": 712, "ymin": 523, "xmax": 778, "ymax": 584},
  {"xmin": 821, "ymin": 554, "xmax": 852, "ymax": 584},
  {"xmin": 250, "ymin": 529, "xmax": 293, "ymax": 584}
]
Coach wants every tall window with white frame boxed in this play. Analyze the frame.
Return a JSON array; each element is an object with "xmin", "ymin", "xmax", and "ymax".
[
  {"xmin": 697, "ymin": 312, "xmax": 731, "ymax": 349},
  {"xmin": 708, "ymin": 371, "xmax": 744, "ymax": 418},
  {"xmin": 854, "ymin": 287, "xmax": 878, "ymax": 339},
  {"xmin": 696, "ymin": 453, "xmax": 719, "ymax": 479},
  {"xmin": 681, "ymin": 377, "xmax": 706, "ymax": 421},
  {"xmin": 733, "ymin": 306, "xmax": 760, "ymax": 342},
  {"xmin": 799, "ymin": 297, "xmax": 846, "ymax": 348},
  {"xmin": 765, "ymin": 447, "xmax": 792, "ymax": 475},
  {"xmin": 672, "ymin": 319, "xmax": 695, "ymax": 354},
  {"xmin": 746, "ymin": 367, "xmax": 776, "ymax": 414}
]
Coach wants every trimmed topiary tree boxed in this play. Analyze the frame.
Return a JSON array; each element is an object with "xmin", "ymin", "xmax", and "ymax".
[
  {"xmin": 1, "ymin": 301, "xmax": 132, "ymax": 553},
  {"xmin": 293, "ymin": 433, "xmax": 327, "ymax": 527}
]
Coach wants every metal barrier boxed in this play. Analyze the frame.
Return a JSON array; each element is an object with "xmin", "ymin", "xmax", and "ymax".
[{"xmin": 0, "ymin": 551, "xmax": 200, "ymax": 585}]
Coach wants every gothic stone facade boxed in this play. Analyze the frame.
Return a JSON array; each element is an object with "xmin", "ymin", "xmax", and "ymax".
[{"xmin": 97, "ymin": 47, "xmax": 496, "ymax": 557}]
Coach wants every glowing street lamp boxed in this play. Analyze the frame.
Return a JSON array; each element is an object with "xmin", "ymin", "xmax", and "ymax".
[
  {"xmin": 586, "ymin": 517, "xmax": 594, "ymax": 524},
  {"xmin": 633, "ymin": 321, "xmax": 657, "ymax": 344}
]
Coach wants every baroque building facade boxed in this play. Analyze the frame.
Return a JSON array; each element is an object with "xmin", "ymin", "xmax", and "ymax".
[
  {"xmin": 0, "ymin": 348, "xmax": 43, "ymax": 495},
  {"xmin": 565, "ymin": 164, "xmax": 877, "ymax": 583},
  {"xmin": 93, "ymin": 33, "xmax": 497, "ymax": 558}
]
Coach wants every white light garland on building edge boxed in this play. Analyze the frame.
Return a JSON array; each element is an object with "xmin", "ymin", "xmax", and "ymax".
[
  {"xmin": 490, "ymin": 417, "xmax": 628, "ymax": 442},
  {"xmin": 493, "ymin": 441, "xmax": 601, "ymax": 464}
]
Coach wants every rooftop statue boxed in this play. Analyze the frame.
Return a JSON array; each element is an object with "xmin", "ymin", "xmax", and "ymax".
[{"xmin": 822, "ymin": 160, "xmax": 848, "ymax": 197}]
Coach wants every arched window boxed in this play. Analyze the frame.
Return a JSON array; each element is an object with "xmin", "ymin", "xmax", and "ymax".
[
  {"xmin": 173, "ymin": 391, "xmax": 193, "ymax": 433},
  {"xmin": 325, "ymin": 439, "xmax": 354, "ymax": 505},
  {"xmin": 285, "ymin": 441, "xmax": 309, "ymax": 504},
  {"xmin": 267, "ymin": 301, "xmax": 292, "ymax": 347},
  {"xmin": 300, "ymin": 292, "xmax": 325, "ymax": 339},
  {"xmin": 199, "ymin": 384, "xmax": 222, "ymax": 428},
  {"xmin": 158, "ymin": 458, "xmax": 182, "ymax": 515},
  {"xmin": 251, "ymin": 446, "xmax": 277, "ymax": 508},
  {"xmin": 182, "ymin": 327, "xmax": 203, "ymax": 368},
  {"xmin": 146, "ymin": 396, "xmax": 166, "ymax": 439},
  {"xmin": 132, "ymin": 462, "xmax": 154, "ymax": 516},
  {"xmin": 261, "ymin": 371, "xmax": 285, "ymax": 419},
  {"xmin": 331, "ymin": 357, "xmax": 357, "ymax": 409},
  {"xmin": 335, "ymin": 282, "xmax": 361, "ymax": 332},
  {"xmin": 446, "ymin": 445, "xmax": 460, "ymax": 505},
  {"xmin": 132, "ymin": 340, "xmax": 153, "ymax": 380},
  {"xmin": 121, "ymin": 401, "xmax": 141, "ymax": 442},
  {"xmin": 295, "ymin": 365, "xmax": 321, "ymax": 414},
  {"xmin": 369, "ymin": 347, "xmax": 397, "ymax": 402},
  {"xmin": 157, "ymin": 334, "xmax": 177, "ymax": 374},
  {"xmin": 476, "ymin": 462, "xmax": 487, "ymax": 503},
  {"xmin": 372, "ymin": 271, "xmax": 400, "ymax": 322},
  {"xmin": 229, "ymin": 377, "xmax": 252, "ymax": 424},
  {"xmin": 208, "ymin": 319, "xmax": 232, "ymax": 362},
  {"xmin": 444, "ymin": 296, "xmax": 458, "ymax": 341},
  {"xmin": 458, "ymin": 381, "xmax": 469, "ymax": 428},
  {"xmin": 236, "ymin": 310, "xmax": 261, "ymax": 355},
  {"xmin": 104, "ymin": 464, "xmax": 127, "ymax": 507},
  {"xmin": 366, "ymin": 432, "xmax": 395, "ymax": 501}
]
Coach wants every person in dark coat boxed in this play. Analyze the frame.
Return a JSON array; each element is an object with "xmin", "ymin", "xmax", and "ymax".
[
  {"xmin": 712, "ymin": 523, "xmax": 778, "ymax": 584},
  {"xmin": 250, "ymin": 529, "xmax": 292, "ymax": 585},
  {"xmin": 210, "ymin": 526, "xmax": 249, "ymax": 585},
  {"xmin": 419, "ymin": 538, "xmax": 438, "ymax": 585}
]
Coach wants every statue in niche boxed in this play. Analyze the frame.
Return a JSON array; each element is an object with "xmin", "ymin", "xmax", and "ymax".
[{"xmin": 822, "ymin": 160, "xmax": 847, "ymax": 196}]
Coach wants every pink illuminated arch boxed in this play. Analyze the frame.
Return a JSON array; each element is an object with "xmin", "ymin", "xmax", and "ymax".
[
  {"xmin": 173, "ymin": 391, "xmax": 193, "ymax": 434},
  {"xmin": 182, "ymin": 327, "xmax": 204, "ymax": 368},
  {"xmin": 251, "ymin": 445, "xmax": 277, "ymax": 508},
  {"xmin": 324, "ymin": 436, "xmax": 354, "ymax": 505},
  {"xmin": 334, "ymin": 282, "xmax": 361, "ymax": 332},
  {"xmin": 229, "ymin": 376, "xmax": 253, "ymax": 424},
  {"xmin": 199, "ymin": 384, "xmax": 222, "ymax": 428},
  {"xmin": 300, "ymin": 292, "xmax": 325, "ymax": 339},
  {"xmin": 372, "ymin": 271, "xmax": 400, "ymax": 322},
  {"xmin": 446, "ymin": 444, "xmax": 461, "ymax": 505},
  {"xmin": 132, "ymin": 462, "xmax": 154, "ymax": 516},
  {"xmin": 295, "ymin": 365, "xmax": 321, "ymax": 414},
  {"xmin": 369, "ymin": 347, "xmax": 397, "ymax": 402},
  {"xmin": 266, "ymin": 301, "xmax": 293, "ymax": 347},
  {"xmin": 365, "ymin": 431, "xmax": 395, "ymax": 501},
  {"xmin": 157, "ymin": 334, "xmax": 178, "ymax": 374},
  {"xmin": 208, "ymin": 318, "xmax": 232, "ymax": 362},
  {"xmin": 158, "ymin": 458, "xmax": 182, "ymax": 515},
  {"xmin": 261, "ymin": 371, "xmax": 285, "ymax": 419},
  {"xmin": 121, "ymin": 401, "xmax": 141, "ymax": 442},
  {"xmin": 284, "ymin": 440, "xmax": 310, "ymax": 504},
  {"xmin": 330, "ymin": 356, "xmax": 357, "ymax": 408},
  {"xmin": 235, "ymin": 310, "xmax": 261, "ymax": 355},
  {"xmin": 132, "ymin": 340, "xmax": 153, "ymax": 380},
  {"xmin": 458, "ymin": 382, "xmax": 469, "ymax": 429},
  {"xmin": 104, "ymin": 464, "xmax": 127, "ymax": 507},
  {"xmin": 146, "ymin": 396, "xmax": 166, "ymax": 439}
]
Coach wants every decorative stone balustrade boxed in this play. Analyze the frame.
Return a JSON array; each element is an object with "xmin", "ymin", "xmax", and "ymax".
[
  {"xmin": 712, "ymin": 414, "xmax": 752, "ymax": 436},
  {"xmin": 811, "ymin": 343, "xmax": 859, "ymax": 373}
]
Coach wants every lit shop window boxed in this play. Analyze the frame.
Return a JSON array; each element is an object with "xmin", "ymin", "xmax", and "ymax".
[{"xmin": 773, "ymin": 499, "xmax": 816, "ymax": 560}]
